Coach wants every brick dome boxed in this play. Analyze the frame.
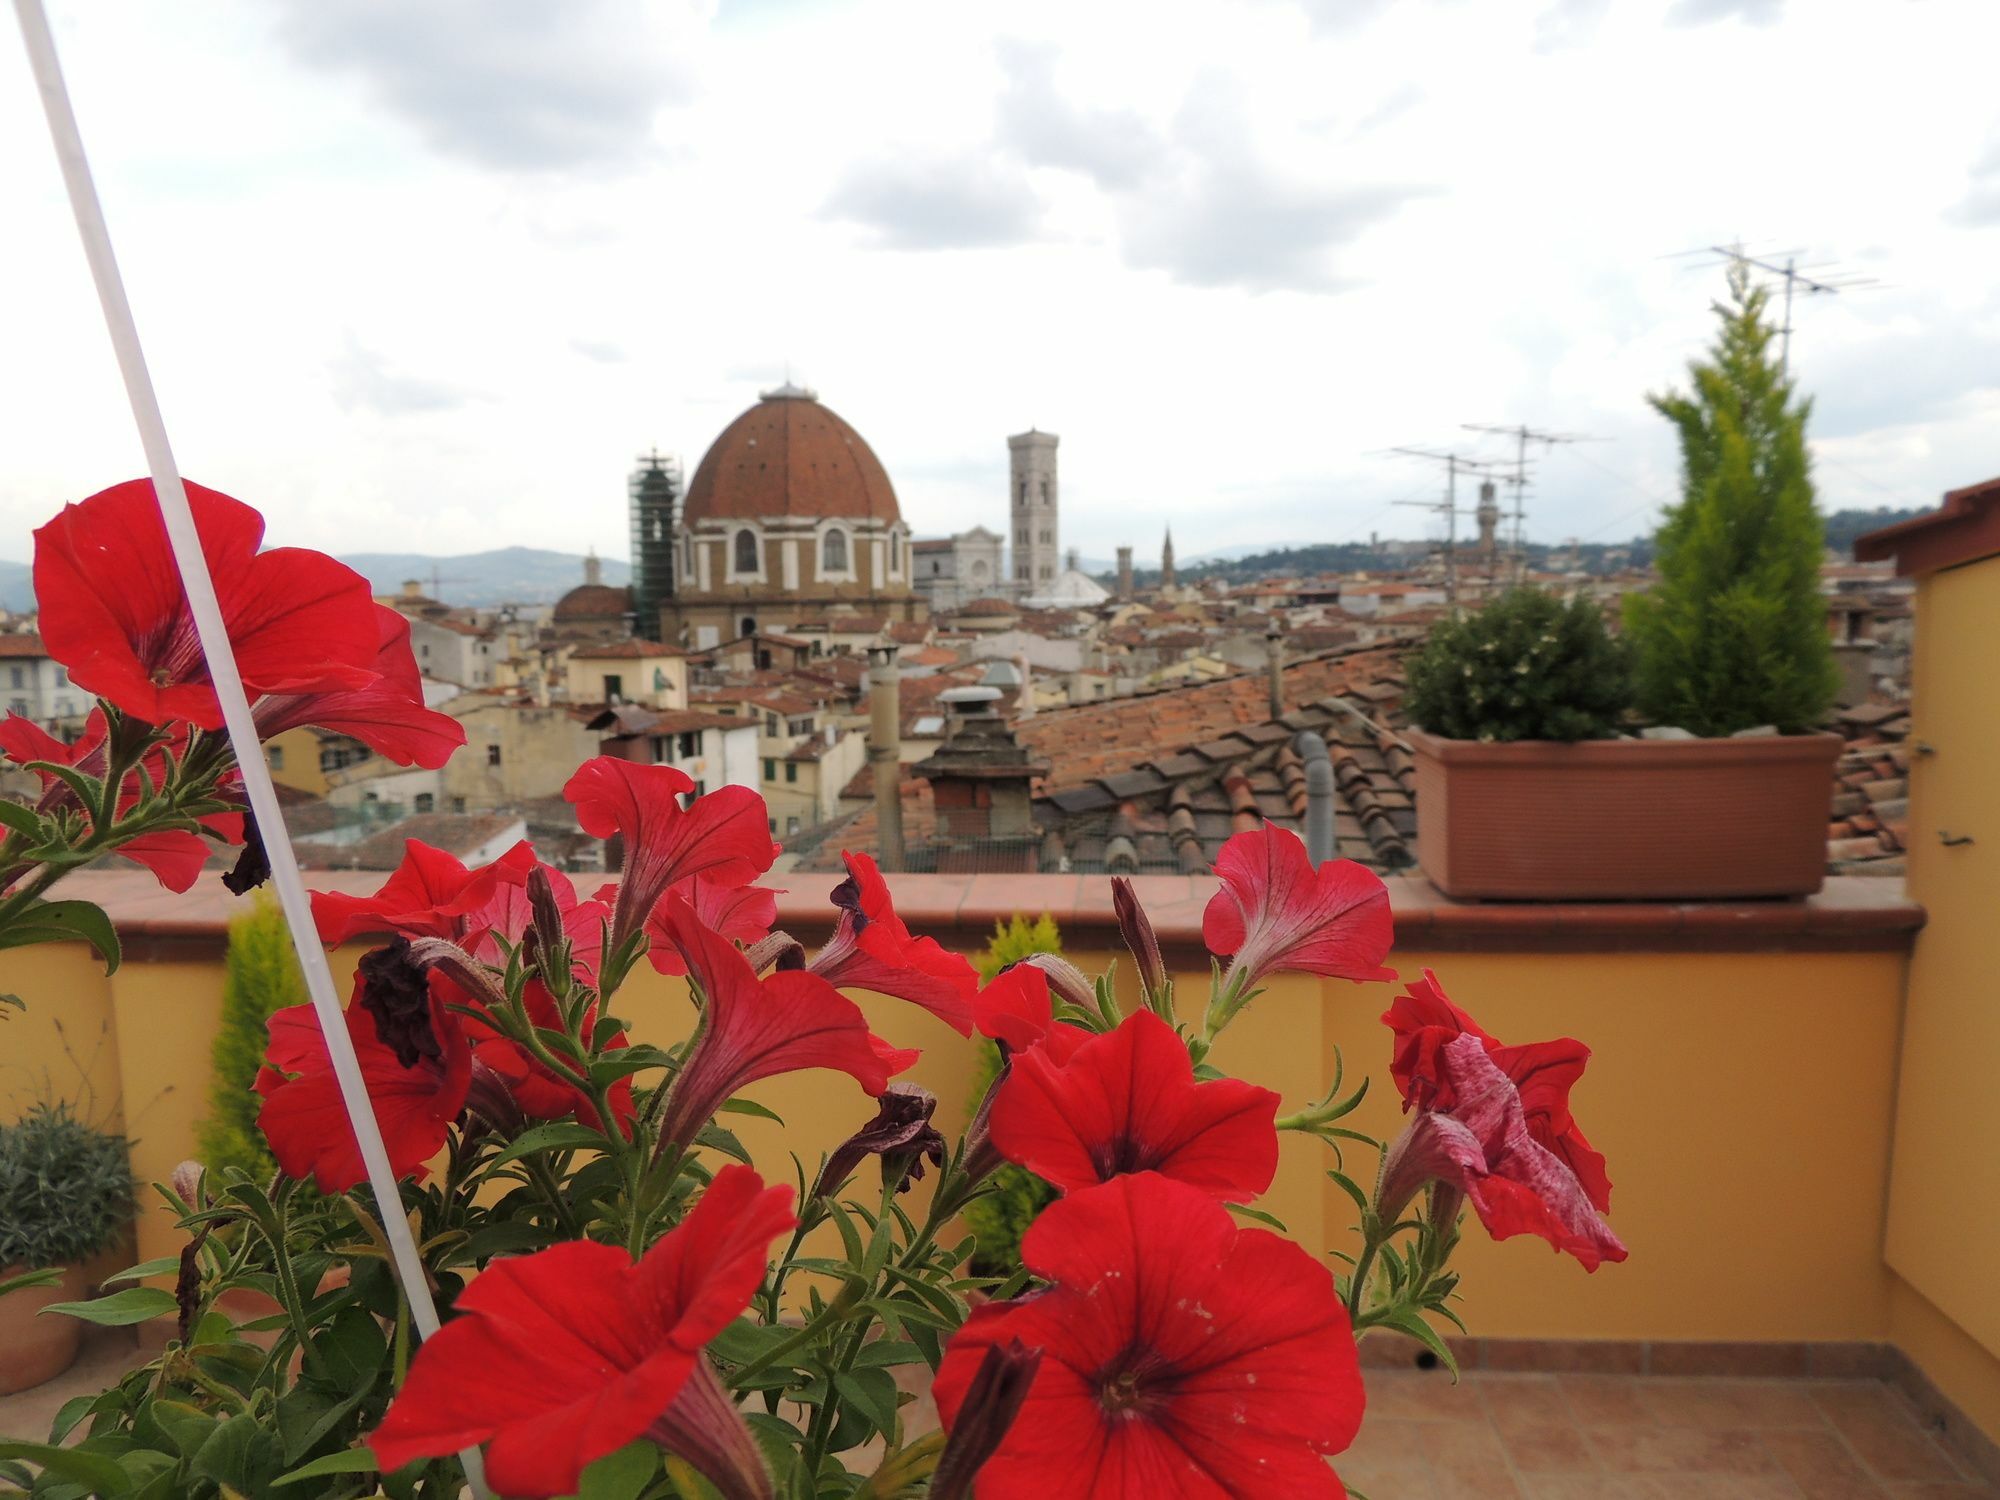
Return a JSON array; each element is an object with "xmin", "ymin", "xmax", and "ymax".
[
  {"xmin": 683, "ymin": 386, "xmax": 900, "ymax": 525},
  {"xmin": 552, "ymin": 583, "xmax": 629, "ymax": 622}
]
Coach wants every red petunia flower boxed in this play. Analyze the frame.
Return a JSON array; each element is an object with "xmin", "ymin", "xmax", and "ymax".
[
  {"xmin": 32, "ymin": 478, "xmax": 381, "ymax": 731},
  {"xmin": 564, "ymin": 756, "xmax": 778, "ymax": 957},
  {"xmin": 310, "ymin": 839, "xmax": 538, "ymax": 947},
  {"xmin": 653, "ymin": 895, "xmax": 918, "ymax": 1157},
  {"xmin": 255, "ymin": 965, "xmax": 470, "ymax": 1194},
  {"xmin": 1376, "ymin": 1033, "xmax": 1627, "ymax": 1272},
  {"xmin": 0, "ymin": 711, "xmax": 231, "ymax": 892},
  {"xmin": 252, "ymin": 605, "xmax": 465, "ymax": 769},
  {"xmin": 935, "ymin": 1172, "xmax": 1364, "ymax": 1499},
  {"xmin": 369, "ymin": 1165, "xmax": 795, "ymax": 1499},
  {"xmin": 644, "ymin": 874, "xmax": 780, "ymax": 977},
  {"xmin": 972, "ymin": 964, "xmax": 1088, "ymax": 1065},
  {"xmin": 1382, "ymin": 969, "xmax": 1611, "ymax": 1212},
  {"xmin": 989, "ymin": 1010, "xmax": 1279, "ymax": 1202},
  {"xmin": 806, "ymin": 851, "xmax": 978, "ymax": 1036},
  {"xmin": 456, "ymin": 976, "xmax": 635, "ymax": 1136},
  {"xmin": 1202, "ymin": 824, "xmax": 1396, "ymax": 994}
]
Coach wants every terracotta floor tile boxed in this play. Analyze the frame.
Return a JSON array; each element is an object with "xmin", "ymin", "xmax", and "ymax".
[
  {"xmin": 1425, "ymin": 1421, "xmax": 1527, "ymax": 1498},
  {"xmin": 1477, "ymin": 1374, "xmax": 1573, "ymax": 1431},
  {"xmin": 1761, "ymin": 1429, "xmax": 1890, "ymax": 1498},
  {"xmin": 1640, "ymin": 1378, "xmax": 1828, "ymax": 1430},
  {"xmin": 1363, "ymin": 1369, "xmax": 1489, "ymax": 1424},
  {"xmin": 1586, "ymin": 1426, "xmax": 1783, "ymax": 1475},
  {"xmin": 1882, "ymin": 1485, "xmax": 2000, "ymax": 1499},
  {"xmin": 1498, "ymin": 1423, "xmax": 1601, "ymax": 1474},
  {"xmin": 1559, "ymin": 1374, "xmax": 1656, "ymax": 1428},
  {"xmin": 1811, "ymin": 1385, "xmax": 1968, "ymax": 1484}
]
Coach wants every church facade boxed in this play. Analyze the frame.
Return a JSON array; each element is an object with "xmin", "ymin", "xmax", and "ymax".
[{"xmin": 658, "ymin": 384, "xmax": 925, "ymax": 649}]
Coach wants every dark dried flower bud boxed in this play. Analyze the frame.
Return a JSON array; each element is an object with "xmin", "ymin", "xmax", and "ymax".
[
  {"xmin": 1111, "ymin": 877, "xmax": 1167, "ymax": 1001},
  {"xmin": 220, "ymin": 807, "xmax": 270, "ymax": 895},
  {"xmin": 813, "ymin": 1083, "xmax": 945, "ymax": 1200},
  {"xmin": 743, "ymin": 931, "xmax": 806, "ymax": 975},
  {"xmin": 357, "ymin": 937, "xmax": 441, "ymax": 1069},
  {"xmin": 931, "ymin": 1338, "xmax": 1043, "ymax": 1500},
  {"xmin": 959, "ymin": 1062, "xmax": 1010, "ymax": 1188}
]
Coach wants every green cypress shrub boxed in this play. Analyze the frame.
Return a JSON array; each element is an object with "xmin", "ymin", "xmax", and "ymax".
[
  {"xmin": 1405, "ymin": 586, "xmax": 1630, "ymax": 742},
  {"xmin": 197, "ymin": 896, "xmax": 307, "ymax": 1179},
  {"xmin": 964, "ymin": 914, "xmax": 1062, "ymax": 1279},
  {"xmin": 1624, "ymin": 264, "xmax": 1840, "ymax": 736}
]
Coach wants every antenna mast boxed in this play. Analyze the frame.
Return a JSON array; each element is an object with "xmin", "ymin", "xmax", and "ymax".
[{"xmin": 1461, "ymin": 422, "xmax": 1600, "ymax": 585}]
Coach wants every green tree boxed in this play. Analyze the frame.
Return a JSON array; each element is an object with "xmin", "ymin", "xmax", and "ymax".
[
  {"xmin": 1406, "ymin": 586, "xmax": 1630, "ymax": 742},
  {"xmin": 964, "ymin": 914, "xmax": 1062, "ymax": 1278},
  {"xmin": 1624, "ymin": 263, "xmax": 1840, "ymax": 736},
  {"xmin": 197, "ymin": 896, "xmax": 307, "ymax": 1178}
]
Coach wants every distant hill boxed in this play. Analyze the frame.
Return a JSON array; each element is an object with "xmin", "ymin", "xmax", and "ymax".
[
  {"xmin": 337, "ymin": 547, "xmax": 630, "ymax": 606},
  {"xmin": 1822, "ymin": 507, "xmax": 1926, "ymax": 556},
  {"xmin": 0, "ymin": 560, "xmax": 27, "ymax": 613}
]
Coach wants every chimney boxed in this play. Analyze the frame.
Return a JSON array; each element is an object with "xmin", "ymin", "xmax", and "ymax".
[
  {"xmin": 866, "ymin": 644, "xmax": 904, "ymax": 871},
  {"xmin": 913, "ymin": 685, "xmax": 1051, "ymax": 870},
  {"xmin": 1293, "ymin": 730, "xmax": 1335, "ymax": 864},
  {"xmin": 1115, "ymin": 546, "xmax": 1133, "ymax": 601},
  {"xmin": 1013, "ymin": 653, "xmax": 1035, "ymax": 719},
  {"xmin": 401, "ymin": 579, "xmax": 422, "ymax": 599},
  {"xmin": 583, "ymin": 549, "xmax": 603, "ymax": 588},
  {"xmin": 1265, "ymin": 625, "xmax": 1284, "ymax": 720}
]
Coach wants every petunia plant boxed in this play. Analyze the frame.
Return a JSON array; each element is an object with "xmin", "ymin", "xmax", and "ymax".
[{"xmin": 2, "ymin": 481, "xmax": 1626, "ymax": 1500}]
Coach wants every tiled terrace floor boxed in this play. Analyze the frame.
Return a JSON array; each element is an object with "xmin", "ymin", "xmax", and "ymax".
[
  {"xmin": 5, "ymin": 1334, "xmax": 1995, "ymax": 1499},
  {"xmin": 1350, "ymin": 1368, "xmax": 1998, "ymax": 1499}
]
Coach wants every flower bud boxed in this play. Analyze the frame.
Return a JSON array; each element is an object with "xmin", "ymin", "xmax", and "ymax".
[
  {"xmin": 814, "ymin": 1084, "xmax": 944, "ymax": 1200},
  {"xmin": 169, "ymin": 1159, "xmax": 206, "ymax": 1210},
  {"xmin": 523, "ymin": 865, "xmax": 570, "ymax": 986},
  {"xmin": 1018, "ymin": 953, "xmax": 1096, "ymax": 1013},
  {"xmin": 743, "ymin": 931, "xmax": 806, "ymax": 974},
  {"xmin": 645, "ymin": 1355, "xmax": 774, "ymax": 1500},
  {"xmin": 1111, "ymin": 877, "xmax": 1167, "ymax": 1001},
  {"xmin": 931, "ymin": 1338, "xmax": 1043, "ymax": 1500}
]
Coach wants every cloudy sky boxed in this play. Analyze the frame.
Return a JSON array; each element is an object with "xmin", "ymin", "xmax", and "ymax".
[{"xmin": 3, "ymin": 0, "xmax": 1997, "ymax": 571}]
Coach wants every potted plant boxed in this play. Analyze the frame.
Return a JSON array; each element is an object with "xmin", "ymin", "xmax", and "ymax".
[
  {"xmin": 0, "ymin": 1101, "xmax": 136, "ymax": 1394},
  {"xmin": 1408, "ymin": 268, "xmax": 1843, "ymax": 900}
]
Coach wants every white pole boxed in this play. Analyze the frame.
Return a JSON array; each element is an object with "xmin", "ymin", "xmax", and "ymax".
[{"xmin": 9, "ymin": 4, "xmax": 486, "ymax": 1491}]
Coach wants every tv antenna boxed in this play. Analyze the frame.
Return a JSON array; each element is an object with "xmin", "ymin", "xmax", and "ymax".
[
  {"xmin": 1669, "ymin": 242, "xmax": 1880, "ymax": 380},
  {"xmin": 1383, "ymin": 447, "xmax": 1512, "ymax": 615},
  {"xmin": 1461, "ymin": 423, "xmax": 1603, "ymax": 584}
]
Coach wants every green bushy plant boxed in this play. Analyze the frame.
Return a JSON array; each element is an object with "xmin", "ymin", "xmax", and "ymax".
[
  {"xmin": 1624, "ymin": 263, "xmax": 1840, "ymax": 736},
  {"xmin": 199, "ymin": 895, "xmax": 307, "ymax": 1179},
  {"xmin": 1405, "ymin": 586, "xmax": 1631, "ymax": 742},
  {"xmin": 0, "ymin": 1101, "xmax": 134, "ymax": 1269},
  {"xmin": 965, "ymin": 914, "xmax": 1062, "ymax": 1277}
]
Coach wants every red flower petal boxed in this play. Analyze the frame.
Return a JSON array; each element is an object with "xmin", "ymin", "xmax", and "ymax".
[
  {"xmin": 990, "ymin": 1011, "xmax": 1279, "ymax": 1201},
  {"xmin": 33, "ymin": 479, "xmax": 379, "ymax": 730},
  {"xmin": 254, "ymin": 982, "xmax": 470, "ymax": 1194},
  {"xmin": 644, "ymin": 875, "xmax": 780, "ymax": 976},
  {"xmin": 310, "ymin": 839, "xmax": 537, "ymax": 946},
  {"xmin": 654, "ymin": 895, "xmax": 917, "ymax": 1153},
  {"xmin": 936, "ymin": 1173, "xmax": 1363, "ymax": 1499},
  {"xmin": 806, "ymin": 852, "xmax": 978, "ymax": 1035},
  {"xmin": 369, "ymin": 1166, "xmax": 794, "ymax": 1498},
  {"xmin": 1203, "ymin": 825, "xmax": 1395, "ymax": 990},
  {"xmin": 254, "ymin": 606, "xmax": 466, "ymax": 768}
]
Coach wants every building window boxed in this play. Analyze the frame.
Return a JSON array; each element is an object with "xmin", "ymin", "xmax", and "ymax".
[
  {"xmin": 786, "ymin": 815, "xmax": 801, "ymax": 836},
  {"xmin": 692, "ymin": 779, "xmax": 706, "ymax": 797},
  {"xmin": 734, "ymin": 528, "xmax": 759, "ymax": 573},
  {"xmin": 267, "ymin": 745, "xmax": 285, "ymax": 771},
  {"xmin": 415, "ymin": 793, "xmax": 435, "ymax": 814},
  {"xmin": 677, "ymin": 732, "xmax": 698, "ymax": 758},
  {"xmin": 787, "ymin": 717, "xmax": 813, "ymax": 736},
  {"xmin": 739, "ymin": 615, "xmax": 756, "ymax": 638},
  {"xmin": 765, "ymin": 712, "xmax": 780, "ymax": 735},
  {"xmin": 54, "ymin": 667, "xmax": 68, "ymax": 687},
  {"xmin": 763, "ymin": 758, "xmax": 776, "ymax": 779},
  {"xmin": 486, "ymin": 744, "xmax": 502, "ymax": 767},
  {"xmin": 784, "ymin": 762, "xmax": 798, "ymax": 783},
  {"xmin": 7, "ymin": 698, "xmax": 26, "ymax": 716},
  {"xmin": 7, "ymin": 667, "xmax": 20, "ymax": 689},
  {"xmin": 822, "ymin": 528, "xmax": 848, "ymax": 573},
  {"xmin": 1040, "ymin": 479, "xmax": 1051, "ymax": 503},
  {"xmin": 603, "ymin": 673, "xmax": 623, "ymax": 700},
  {"xmin": 1018, "ymin": 479, "xmax": 1027, "ymax": 504},
  {"xmin": 452, "ymin": 797, "xmax": 467, "ymax": 813},
  {"xmin": 768, "ymin": 816, "xmax": 777, "ymax": 833}
]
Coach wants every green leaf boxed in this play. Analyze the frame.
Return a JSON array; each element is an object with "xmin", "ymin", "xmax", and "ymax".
[
  {"xmin": 832, "ymin": 1366, "xmax": 902, "ymax": 1438},
  {"xmin": 146, "ymin": 1401, "xmax": 217, "ymax": 1461},
  {"xmin": 1225, "ymin": 1202, "xmax": 1289, "ymax": 1232},
  {"xmin": 271, "ymin": 1448, "xmax": 380, "ymax": 1487},
  {"xmin": 717, "ymin": 1096, "xmax": 785, "ymax": 1124},
  {"xmin": 313, "ymin": 1306, "xmax": 388, "ymax": 1390},
  {"xmin": 1326, "ymin": 1169, "xmax": 1371, "ymax": 1221},
  {"xmin": 43, "ymin": 1288, "xmax": 176, "ymax": 1326},
  {"xmin": 1, "ymin": 1265, "xmax": 64, "ymax": 1296},
  {"xmin": 575, "ymin": 1441, "xmax": 657, "ymax": 1499},
  {"xmin": 101, "ymin": 1257, "xmax": 180, "ymax": 1287},
  {"xmin": 0, "ymin": 898, "xmax": 122, "ymax": 972},
  {"xmin": 0, "ymin": 800, "xmax": 43, "ymax": 836},
  {"xmin": 0, "ymin": 1441, "xmax": 133, "ymax": 1494},
  {"xmin": 1376, "ymin": 1307, "xmax": 1460, "ymax": 1377},
  {"xmin": 483, "ymin": 1121, "xmax": 608, "ymax": 1168}
]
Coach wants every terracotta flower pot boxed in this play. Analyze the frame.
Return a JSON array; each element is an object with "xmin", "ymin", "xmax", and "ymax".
[
  {"xmin": 1406, "ymin": 727, "xmax": 1843, "ymax": 900},
  {"xmin": 0, "ymin": 1262, "xmax": 86, "ymax": 1395}
]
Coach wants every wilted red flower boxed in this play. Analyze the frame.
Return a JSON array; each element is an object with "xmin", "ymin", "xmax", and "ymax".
[
  {"xmin": 255, "ymin": 962, "xmax": 470, "ymax": 1193},
  {"xmin": 807, "ymin": 851, "xmax": 978, "ymax": 1036},
  {"xmin": 252, "ymin": 605, "xmax": 465, "ymax": 769},
  {"xmin": 971, "ymin": 964, "xmax": 1088, "ymax": 1065},
  {"xmin": 935, "ymin": 1172, "xmax": 1364, "ymax": 1498},
  {"xmin": 369, "ymin": 1165, "xmax": 795, "ymax": 1498},
  {"xmin": 310, "ymin": 839, "xmax": 538, "ymax": 947},
  {"xmin": 1377, "ymin": 1033, "xmax": 1627, "ymax": 1272},
  {"xmin": 1203, "ymin": 824, "xmax": 1396, "ymax": 993},
  {"xmin": 564, "ymin": 757, "xmax": 777, "ymax": 956},
  {"xmin": 0, "ymin": 711, "xmax": 223, "ymax": 891},
  {"xmin": 653, "ymin": 895, "xmax": 918, "ymax": 1157},
  {"xmin": 1382, "ymin": 969, "xmax": 1611, "ymax": 1212},
  {"xmin": 989, "ymin": 1010, "xmax": 1279, "ymax": 1201},
  {"xmin": 644, "ymin": 874, "xmax": 780, "ymax": 976},
  {"xmin": 32, "ymin": 478, "xmax": 380, "ymax": 731},
  {"xmin": 813, "ymin": 1083, "xmax": 946, "ymax": 1200}
]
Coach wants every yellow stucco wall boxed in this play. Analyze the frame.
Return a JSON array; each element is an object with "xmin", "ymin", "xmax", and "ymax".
[{"xmin": 1883, "ymin": 553, "xmax": 2000, "ymax": 1427}]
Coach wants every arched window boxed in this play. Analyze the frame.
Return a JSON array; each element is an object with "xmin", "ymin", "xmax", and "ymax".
[
  {"xmin": 734, "ymin": 528, "xmax": 758, "ymax": 574},
  {"xmin": 822, "ymin": 528, "xmax": 849, "ymax": 573},
  {"xmin": 1040, "ymin": 478, "xmax": 1051, "ymax": 503},
  {"xmin": 1018, "ymin": 479, "xmax": 1028, "ymax": 504}
]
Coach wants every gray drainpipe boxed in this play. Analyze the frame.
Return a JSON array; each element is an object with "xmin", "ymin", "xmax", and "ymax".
[{"xmin": 1293, "ymin": 730, "xmax": 1335, "ymax": 864}]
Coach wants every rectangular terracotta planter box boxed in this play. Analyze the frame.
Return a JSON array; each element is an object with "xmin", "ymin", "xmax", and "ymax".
[{"xmin": 1406, "ymin": 727, "xmax": 1843, "ymax": 900}]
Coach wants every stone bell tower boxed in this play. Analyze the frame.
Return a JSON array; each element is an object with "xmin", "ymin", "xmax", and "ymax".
[{"xmin": 1008, "ymin": 429, "xmax": 1059, "ymax": 594}]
